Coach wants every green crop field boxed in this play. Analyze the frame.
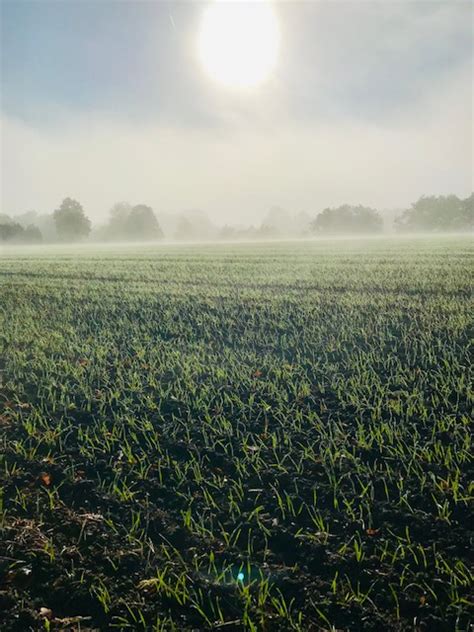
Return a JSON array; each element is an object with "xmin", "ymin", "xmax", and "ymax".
[{"xmin": 0, "ymin": 236, "xmax": 472, "ymax": 631}]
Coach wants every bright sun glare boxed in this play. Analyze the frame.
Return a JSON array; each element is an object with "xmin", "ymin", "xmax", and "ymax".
[{"xmin": 198, "ymin": 0, "xmax": 280, "ymax": 89}]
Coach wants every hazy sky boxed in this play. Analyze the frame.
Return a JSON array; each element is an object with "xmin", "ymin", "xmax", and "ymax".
[{"xmin": 1, "ymin": 0, "xmax": 472, "ymax": 224}]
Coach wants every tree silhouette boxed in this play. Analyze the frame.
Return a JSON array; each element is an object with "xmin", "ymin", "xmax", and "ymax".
[
  {"xmin": 53, "ymin": 198, "xmax": 91, "ymax": 242},
  {"xmin": 0, "ymin": 220, "xmax": 42, "ymax": 243},
  {"xmin": 395, "ymin": 195, "xmax": 473, "ymax": 232},
  {"xmin": 125, "ymin": 205, "xmax": 163, "ymax": 240},
  {"xmin": 312, "ymin": 205, "xmax": 383, "ymax": 235}
]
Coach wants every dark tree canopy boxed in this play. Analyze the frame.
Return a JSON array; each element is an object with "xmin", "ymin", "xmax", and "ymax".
[
  {"xmin": 23, "ymin": 224, "xmax": 43, "ymax": 243},
  {"xmin": 395, "ymin": 194, "xmax": 473, "ymax": 232},
  {"xmin": 0, "ymin": 221, "xmax": 24, "ymax": 242},
  {"xmin": 53, "ymin": 198, "xmax": 91, "ymax": 242},
  {"xmin": 126, "ymin": 205, "xmax": 163, "ymax": 240},
  {"xmin": 101, "ymin": 203, "xmax": 163, "ymax": 241},
  {"xmin": 312, "ymin": 205, "xmax": 383, "ymax": 235},
  {"xmin": 0, "ymin": 220, "xmax": 42, "ymax": 243},
  {"xmin": 106, "ymin": 202, "xmax": 133, "ymax": 239}
]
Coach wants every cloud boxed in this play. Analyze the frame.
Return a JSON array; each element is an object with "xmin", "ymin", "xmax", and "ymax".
[
  {"xmin": 1, "ymin": 58, "xmax": 472, "ymax": 225},
  {"xmin": 2, "ymin": 1, "xmax": 471, "ymax": 130},
  {"xmin": 275, "ymin": 1, "xmax": 472, "ymax": 123}
]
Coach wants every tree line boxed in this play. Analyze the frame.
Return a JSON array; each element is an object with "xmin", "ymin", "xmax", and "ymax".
[{"xmin": 1, "ymin": 193, "xmax": 472, "ymax": 244}]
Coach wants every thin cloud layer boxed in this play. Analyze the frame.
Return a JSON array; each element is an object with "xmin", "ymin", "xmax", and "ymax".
[{"xmin": 1, "ymin": 1, "xmax": 472, "ymax": 223}]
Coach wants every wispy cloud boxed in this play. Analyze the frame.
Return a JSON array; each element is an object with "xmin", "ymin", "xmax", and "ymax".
[{"xmin": 2, "ymin": 59, "xmax": 471, "ymax": 223}]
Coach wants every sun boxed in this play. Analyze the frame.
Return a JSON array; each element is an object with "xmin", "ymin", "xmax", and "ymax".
[{"xmin": 197, "ymin": 0, "xmax": 280, "ymax": 89}]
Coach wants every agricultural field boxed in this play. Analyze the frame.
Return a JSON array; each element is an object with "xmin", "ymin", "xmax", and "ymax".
[{"xmin": 0, "ymin": 236, "xmax": 472, "ymax": 631}]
